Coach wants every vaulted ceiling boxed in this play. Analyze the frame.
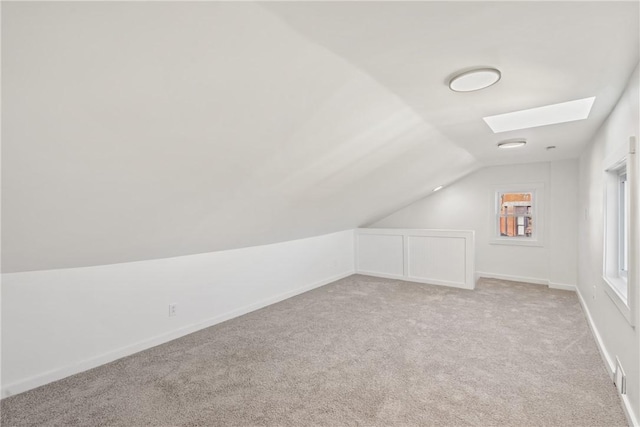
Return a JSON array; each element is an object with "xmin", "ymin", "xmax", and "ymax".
[
  {"xmin": 2, "ymin": 2, "xmax": 638, "ymax": 272},
  {"xmin": 265, "ymin": 1, "xmax": 639, "ymax": 164}
]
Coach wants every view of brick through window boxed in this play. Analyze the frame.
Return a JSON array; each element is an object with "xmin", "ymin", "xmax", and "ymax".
[{"xmin": 499, "ymin": 192, "xmax": 533, "ymax": 237}]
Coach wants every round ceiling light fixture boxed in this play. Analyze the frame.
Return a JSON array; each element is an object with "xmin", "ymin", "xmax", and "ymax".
[
  {"xmin": 497, "ymin": 138, "xmax": 527, "ymax": 149},
  {"xmin": 448, "ymin": 67, "xmax": 501, "ymax": 92}
]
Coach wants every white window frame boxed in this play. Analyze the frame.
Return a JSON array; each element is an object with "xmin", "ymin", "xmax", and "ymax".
[
  {"xmin": 603, "ymin": 137, "xmax": 636, "ymax": 326},
  {"xmin": 490, "ymin": 183, "xmax": 545, "ymax": 247},
  {"xmin": 619, "ymin": 169, "xmax": 628, "ymax": 280}
]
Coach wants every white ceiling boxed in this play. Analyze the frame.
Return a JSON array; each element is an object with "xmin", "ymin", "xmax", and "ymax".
[
  {"xmin": 265, "ymin": 1, "xmax": 639, "ymax": 164},
  {"xmin": 2, "ymin": 1, "xmax": 638, "ymax": 272}
]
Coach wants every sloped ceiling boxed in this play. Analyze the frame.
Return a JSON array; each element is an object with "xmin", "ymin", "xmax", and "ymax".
[
  {"xmin": 264, "ymin": 1, "xmax": 639, "ymax": 164},
  {"xmin": 2, "ymin": 2, "xmax": 638, "ymax": 272}
]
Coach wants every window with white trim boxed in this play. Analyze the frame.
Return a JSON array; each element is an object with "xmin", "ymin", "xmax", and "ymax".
[
  {"xmin": 603, "ymin": 136, "xmax": 636, "ymax": 325},
  {"xmin": 604, "ymin": 163, "xmax": 629, "ymax": 302},
  {"xmin": 491, "ymin": 183, "xmax": 544, "ymax": 247}
]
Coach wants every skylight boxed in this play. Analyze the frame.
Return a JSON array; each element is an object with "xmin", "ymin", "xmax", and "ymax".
[{"xmin": 483, "ymin": 97, "xmax": 596, "ymax": 133}]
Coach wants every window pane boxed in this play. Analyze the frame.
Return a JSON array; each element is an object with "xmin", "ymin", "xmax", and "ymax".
[
  {"xmin": 620, "ymin": 173, "xmax": 628, "ymax": 274},
  {"xmin": 498, "ymin": 192, "xmax": 533, "ymax": 237}
]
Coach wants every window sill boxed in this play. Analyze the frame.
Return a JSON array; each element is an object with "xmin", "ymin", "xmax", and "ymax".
[
  {"xmin": 602, "ymin": 275, "xmax": 633, "ymax": 326},
  {"xmin": 489, "ymin": 238, "xmax": 543, "ymax": 247}
]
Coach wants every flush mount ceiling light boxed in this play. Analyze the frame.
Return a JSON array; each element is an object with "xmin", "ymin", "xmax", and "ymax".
[
  {"xmin": 484, "ymin": 97, "xmax": 596, "ymax": 133},
  {"xmin": 497, "ymin": 139, "xmax": 527, "ymax": 149},
  {"xmin": 448, "ymin": 68, "xmax": 501, "ymax": 92},
  {"xmin": 432, "ymin": 185, "xmax": 444, "ymax": 192}
]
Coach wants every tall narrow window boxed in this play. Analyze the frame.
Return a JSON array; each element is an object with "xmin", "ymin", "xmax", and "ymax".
[
  {"xmin": 603, "ymin": 136, "xmax": 636, "ymax": 325},
  {"xmin": 604, "ymin": 162, "xmax": 628, "ymax": 301}
]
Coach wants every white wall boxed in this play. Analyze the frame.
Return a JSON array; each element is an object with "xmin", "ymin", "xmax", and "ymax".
[
  {"xmin": 1, "ymin": 230, "xmax": 355, "ymax": 398},
  {"xmin": 371, "ymin": 160, "xmax": 578, "ymax": 288},
  {"xmin": 577, "ymin": 63, "xmax": 639, "ymax": 425}
]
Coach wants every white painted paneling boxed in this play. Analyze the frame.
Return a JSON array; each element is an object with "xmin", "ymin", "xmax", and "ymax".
[
  {"xmin": 356, "ymin": 228, "xmax": 474, "ymax": 289},
  {"xmin": 0, "ymin": 230, "xmax": 355, "ymax": 398},
  {"xmin": 356, "ymin": 234, "xmax": 404, "ymax": 276},
  {"xmin": 408, "ymin": 236, "xmax": 466, "ymax": 285}
]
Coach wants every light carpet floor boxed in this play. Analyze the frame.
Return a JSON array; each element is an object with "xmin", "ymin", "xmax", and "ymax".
[{"xmin": 1, "ymin": 275, "xmax": 628, "ymax": 426}]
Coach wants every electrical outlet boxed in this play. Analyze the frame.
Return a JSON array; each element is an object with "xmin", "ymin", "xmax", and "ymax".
[
  {"xmin": 592, "ymin": 285, "xmax": 596, "ymax": 300},
  {"xmin": 169, "ymin": 303, "xmax": 177, "ymax": 317}
]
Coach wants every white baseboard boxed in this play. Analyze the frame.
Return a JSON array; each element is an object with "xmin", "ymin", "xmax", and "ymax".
[
  {"xmin": 575, "ymin": 287, "xmax": 616, "ymax": 375},
  {"xmin": 622, "ymin": 394, "xmax": 640, "ymax": 427},
  {"xmin": 355, "ymin": 271, "xmax": 404, "ymax": 282},
  {"xmin": 548, "ymin": 282, "xmax": 577, "ymax": 292},
  {"xmin": 575, "ymin": 287, "xmax": 639, "ymax": 427},
  {"xmin": 359, "ymin": 270, "xmax": 575, "ymax": 293},
  {"xmin": 475, "ymin": 271, "xmax": 548, "ymax": 286},
  {"xmin": 475, "ymin": 272, "xmax": 576, "ymax": 292},
  {"xmin": 1, "ymin": 270, "xmax": 354, "ymax": 399},
  {"xmin": 357, "ymin": 271, "xmax": 473, "ymax": 290}
]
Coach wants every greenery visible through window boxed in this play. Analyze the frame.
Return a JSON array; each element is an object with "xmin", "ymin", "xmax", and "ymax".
[{"xmin": 498, "ymin": 192, "xmax": 533, "ymax": 238}]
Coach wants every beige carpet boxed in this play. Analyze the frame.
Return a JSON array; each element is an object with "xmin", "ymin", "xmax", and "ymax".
[{"xmin": 1, "ymin": 275, "xmax": 627, "ymax": 426}]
